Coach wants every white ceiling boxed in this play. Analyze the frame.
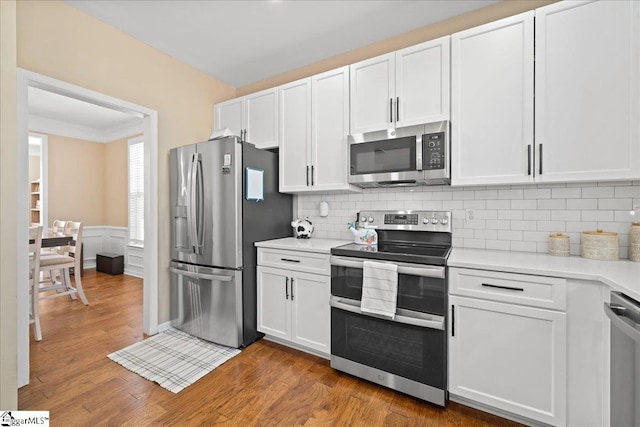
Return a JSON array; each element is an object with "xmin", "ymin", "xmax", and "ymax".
[{"xmin": 65, "ymin": 0, "xmax": 498, "ymax": 88}]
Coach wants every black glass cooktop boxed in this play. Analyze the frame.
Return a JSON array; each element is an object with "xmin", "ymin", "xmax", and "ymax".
[{"xmin": 331, "ymin": 242, "xmax": 451, "ymax": 266}]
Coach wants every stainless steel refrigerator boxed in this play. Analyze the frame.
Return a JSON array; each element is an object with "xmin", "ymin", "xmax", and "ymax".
[{"xmin": 169, "ymin": 136, "xmax": 292, "ymax": 347}]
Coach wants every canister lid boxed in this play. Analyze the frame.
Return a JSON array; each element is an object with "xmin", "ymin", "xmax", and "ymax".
[
  {"xmin": 549, "ymin": 233, "xmax": 569, "ymax": 239},
  {"xmin": 583, "ymin": 230, "xmax": 618, "ymax": 237}
]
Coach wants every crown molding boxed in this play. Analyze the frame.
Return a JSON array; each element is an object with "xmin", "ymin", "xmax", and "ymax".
[{"xmin": 28, "ymin": 114, "xmax": 143, "ymax": 143}]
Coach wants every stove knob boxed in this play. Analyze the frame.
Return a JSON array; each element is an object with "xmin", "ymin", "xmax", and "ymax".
[
  {"xmin": 360, "ymin": 214, "xmax": 368, "ymax": 222},
  {"xmin": 368, "ymin": 217, "xmax": 374, "ymax": 223},
  {"xmin": 423, "ymin": 217, "xmax": 429, "ymax": 224},
  {"xmin": 431, "ymin": 217, "xmax": 438, "ymax": 224},
  {"xmin": 440, "ymin": 217, "xmax": 449, "ymax": 225}
]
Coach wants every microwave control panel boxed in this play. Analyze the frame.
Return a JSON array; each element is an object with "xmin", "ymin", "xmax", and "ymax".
[{"xmin": 423, "ymin": 132, "xmax": 445, "ymax": 170}]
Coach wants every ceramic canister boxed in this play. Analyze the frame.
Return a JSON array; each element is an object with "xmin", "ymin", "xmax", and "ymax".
[
  {"xmin": 581, "ymin": 230, "xmax": 619, "ymax": 261},
  {"xmin": 629, "ymin": 223, "xmax": 640, "ymax": 262},
  {"xmin": 548, "ymin": 233, "xmax": 570, "ymax": 257}
]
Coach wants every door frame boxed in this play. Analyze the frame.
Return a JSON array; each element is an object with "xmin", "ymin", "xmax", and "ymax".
[{"xmin": 16, "ymin": 69, "xmax": 159, "ymax": 387}]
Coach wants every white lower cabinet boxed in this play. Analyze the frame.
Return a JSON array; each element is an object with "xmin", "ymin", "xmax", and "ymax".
[
  {"xmin": 256, "ymin": 251, "xmax": 330, "ymax": 356},
  {"xmin": 449, "ymin": 268, "xmax": 567, "ymax": 426}
]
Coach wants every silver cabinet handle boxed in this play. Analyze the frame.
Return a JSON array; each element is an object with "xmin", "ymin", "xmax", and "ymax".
[
  {"xmin": 604, "ymin": 302, "xmax": 640, "ymax": 344},
  {"xmin": 389, "ymin": 98, "xmax": 393, "ymax": 122},
  {"xmin": 527, "ymin": 144, "xmax": 532, "ymax": 176},
  {"xmin": 291, "ymin": 277, "xmax": 295, "ymax": 301},
  {"xmin": 330, "ymin": 256, "xmax": 445, "ymax": 279},
  {"xmin": 330, "ymin": 296, "xmax": 444, "ymax": 330},
  {"xmin": 281, "ymin": 258, "xmax": 300, "ymax": 263},
  {"xmin": 170, "ymin": 267, "xmax": 233, "ymax": 282},
  {"xmin": 481, "ymin": 283, "xmax": 524, "ymax": 292},
  {"xmin": 539, "ymin": 143, "xmax": 543, "ymax": 175},
  {"xmin": 396, "ymin": 96, "xmax": 399, "ymax": 122},
  {"xmin": 311, "ymin": 165, "xmax": 314, "ymax": 186},
  {"xmin": 306, "ymin": 165, "xmax": 310, "ymax": 186},
  {"xmin": 285, "ymin": 276, "xmax": 289, "ymax": 300}
]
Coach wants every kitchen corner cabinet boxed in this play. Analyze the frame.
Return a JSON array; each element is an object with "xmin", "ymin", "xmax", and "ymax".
[
  {"xmin": 213, "ymin": 87, "xmax": 279, "ymax": 149},
  {"xmin": 451, "ymin": 12, "xmax": 534, "ymax": 186},
  {"xmin": 279, "ymin": 66, "xmax": 359, "ymax": 193},
  {"xmin": 448, "ymin": 268, "xmax": 567, "ymax": 426},
  {"xmin": 534, "ymin": 0, "xmax": 640, "ymax": 182},
  {"xmin": 256, "ymin": 248, "xmax": 330, "ymax": 355},
  {"xmin": 349, "ymin": 37, "xmax": 450, "ymax": 134}
]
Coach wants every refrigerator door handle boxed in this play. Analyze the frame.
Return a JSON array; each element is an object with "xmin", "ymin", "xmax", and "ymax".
[
  {"xmin": 190, "ymin": 153, "xmax": 204, "ymax": 254},
  {"xmin": 195, "ymin": 153, "xmax": 205, "ymax": 255},
  {"xmin": 170, "ymin": 267, "xmax": 234, "ymax": 282}
]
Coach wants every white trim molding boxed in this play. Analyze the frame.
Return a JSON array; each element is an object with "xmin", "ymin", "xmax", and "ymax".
[
  {"xmin": 17, "ymin": 69, "xmax": 159, "ymax": 387},
  {"xmin": 28, "ymin": 114, "xmax": 144, "ymax": 144}
]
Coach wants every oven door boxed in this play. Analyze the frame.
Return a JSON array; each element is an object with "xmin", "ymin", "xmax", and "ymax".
[
  {"xmin": 330, "ymin": 296, "xmax": 446, "ymax": 405},
  {"xmin": 330, "ymin": 255, "xmax": 446, "ymax": 315}
]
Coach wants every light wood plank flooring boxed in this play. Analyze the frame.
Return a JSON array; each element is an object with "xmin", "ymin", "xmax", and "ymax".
[{"xmin": 19, "ymin": 269, "xmax": 523, "ymax": 426}]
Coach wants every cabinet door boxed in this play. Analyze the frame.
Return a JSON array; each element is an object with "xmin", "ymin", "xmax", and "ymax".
[
  {"xmin": 245, "ymin": 87, "xmax": 279, "ymax": 149},
  {"xmin": 535, "ymin": 0, "xmax": 640, "ymax": 182},
  {"xmin": 396, "ymin": 37, "xmax": 450, "ymax": 127},
  {"xmin": 451, "ymin": 12, "xmax": 534, "ymax": 186},
  {"xmin": 214, "ymin": 97, "xmax": 244, "ymax": 136},
  {"xmin": 279, "ymin": 78, "xmax": 312, "ymax": 193},
  {"xmin": 311, "ymin": 66, "xmax": 352, "ymax": 192},
  {"xmin": 257, "ymin": 266, "xmax": 290, "ymax": 340},
  {"xmin": 290, "ymin": 271, "xmax": 330, "ymax": 355},
  {"xmin": 449, "ymin": 295, "xmax": 567, "ymax": 426},
  {"xmin": 349, "ymin": 52, "xmax": 395, "ymax": 134}
]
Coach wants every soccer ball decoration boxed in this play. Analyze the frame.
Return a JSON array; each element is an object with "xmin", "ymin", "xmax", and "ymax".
[{"xmin": 291, "ymin": 217, "xmax": 314, "ymax": 239}]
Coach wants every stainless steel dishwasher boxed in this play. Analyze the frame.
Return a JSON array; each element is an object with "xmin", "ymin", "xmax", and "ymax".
[{"xmin": 605, "ymin": 291, "xmax": 640, "ymax": 427}]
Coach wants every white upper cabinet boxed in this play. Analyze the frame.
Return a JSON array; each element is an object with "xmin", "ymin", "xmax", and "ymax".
[
  {"xmin": 214, "ymin": 97, "xmax": 244, "ymax": 137},
  {"xmin": 535, "ymin": 0, "xmax": 640, "ymax": 182},
  {"xmin": 279, "ymin": 77, "xmax": 312, "ymax": 193},
  {"xmin": 214, "ymin": 87, "xmax": 279, "ymax": 149},
  {"xmin": 280, "ymin": 66, "xmax": 359, "ymax": 193},
  {"xmin": 451, "ymin": 12, "xmax": 534, "ymax": 186},
  {"xmin": 350, "ymin": 37, "xmax": 450, "ymax": 134}
]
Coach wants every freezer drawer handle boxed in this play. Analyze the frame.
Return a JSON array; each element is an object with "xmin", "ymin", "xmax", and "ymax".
[
  {"xmin": 170, "ymin": 267, "xmax": 234, "ymax": 282},
  {"xmin": 330, "ymin": 296, "xmax": 444, "ymax": 330}
]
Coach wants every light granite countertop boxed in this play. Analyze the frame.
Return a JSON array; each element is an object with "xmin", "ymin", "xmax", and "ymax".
[
  {"xmin": 449, "ymin": 247, "xmax": 640, "ymax": 301},
  {"xmin": 255, "ymin": 237, "xmax": 351, "ymax": 254}
]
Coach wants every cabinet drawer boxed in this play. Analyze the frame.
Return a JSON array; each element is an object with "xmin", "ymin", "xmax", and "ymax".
[
  {"xmin": 257, "ymin": 248, "xmax": 330, "ymax": 276},
  {"xmin": 449, "ymin": 268, "xmax": 566, "ymax": 310}
]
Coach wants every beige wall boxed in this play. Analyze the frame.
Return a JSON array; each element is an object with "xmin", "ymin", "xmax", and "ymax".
[
  {"xmin": 237, "ymin": 0, "xmax": 558, "ymax": 96},
  {"xmin": 47, "ymin": 134, "xmax": 106, "ymax": 226},
  {"xmin": 1, "ymin": 0, "xmax": 18, "ymax": 410},
  {"xmin": 16, "ymin": 0, "xmax": 235, "ymax": 328},
  {"xmin": 104, "ymin": 136, "xmax": 129, "ymax": 227},
  {"xmin": 28, "ymin": 155, "xmax": 39, "ymax": 182}
]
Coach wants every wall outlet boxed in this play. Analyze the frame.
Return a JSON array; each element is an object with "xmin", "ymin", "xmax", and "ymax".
[{"xmin": 465, "ymin": 208, "xmax": 477, "ymax": 223}]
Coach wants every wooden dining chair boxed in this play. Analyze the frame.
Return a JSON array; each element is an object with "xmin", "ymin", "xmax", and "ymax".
[
  {"xmin": 39, "ymin": 221, "xmax": 88, "ymax": 305},
  {"xmin": 41, "ymin": 219, "xmax": 68, "ymax": 283},
  {"xmin": 29, "ymin": 225, "xmax": 43, "ymax": 341}
]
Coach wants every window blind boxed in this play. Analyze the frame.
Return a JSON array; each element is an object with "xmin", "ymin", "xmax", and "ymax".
[{"xmin": 128, "ymin": 137, "xmax": 144, "ymax": 246}]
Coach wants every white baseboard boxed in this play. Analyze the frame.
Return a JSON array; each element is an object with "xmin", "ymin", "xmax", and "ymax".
[
  {"xmin": 157, "ymin": 321, "xmax": 172, "ymax": 333},
  {"xmin": 83, "ymin": 226, "xmax": 143, "ymax": 276}
]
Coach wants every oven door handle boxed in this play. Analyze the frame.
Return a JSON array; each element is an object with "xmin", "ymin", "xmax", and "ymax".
[
  {"xmin": 330, "ymin": 256, "xmax": 445, "ymax": 279},
  {"xmin": 330, "ymin": 296, "xmax": 445, "ymax": 330}
]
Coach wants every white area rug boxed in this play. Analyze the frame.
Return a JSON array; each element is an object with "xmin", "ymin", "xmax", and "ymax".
[{"xmin": 108, "ymin": 328, "xmax": 241, "ymax": 393}]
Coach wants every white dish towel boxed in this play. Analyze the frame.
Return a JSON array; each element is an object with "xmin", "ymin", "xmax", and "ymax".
[{"xmin": 361, "ymin": 260, "xmax": 398, "ymax": 319}]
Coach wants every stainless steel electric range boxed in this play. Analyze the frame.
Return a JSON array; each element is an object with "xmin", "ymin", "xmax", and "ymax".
[{"xmin": 330, "ymin": 210, "xmax": 452, "ymax": 406}]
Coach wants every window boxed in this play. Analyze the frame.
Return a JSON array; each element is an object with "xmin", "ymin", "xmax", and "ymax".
[{"xmin": 128, "ymin": 136, "xmax": 144, "ymax": 246}]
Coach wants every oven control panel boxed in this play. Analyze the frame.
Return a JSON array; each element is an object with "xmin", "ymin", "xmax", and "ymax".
[{"xmin": 358, "ymin": 210, "xmax": 451, "ymax": 232}]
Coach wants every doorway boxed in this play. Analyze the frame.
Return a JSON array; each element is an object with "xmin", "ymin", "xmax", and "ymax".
[{"xmin": 16, "ymin": 69, "xmax": 159, "ymax": 387}]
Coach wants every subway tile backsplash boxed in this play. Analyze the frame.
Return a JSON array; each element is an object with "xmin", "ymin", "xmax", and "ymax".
[{"xmin": 295, "ymin": 181, "xmax": 640, "ymax": 259}]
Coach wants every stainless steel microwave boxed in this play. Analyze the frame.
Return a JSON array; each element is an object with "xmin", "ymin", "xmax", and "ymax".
[{"xmin": 348, "ymin": 121, "xmax": 450, "ymax": 187}]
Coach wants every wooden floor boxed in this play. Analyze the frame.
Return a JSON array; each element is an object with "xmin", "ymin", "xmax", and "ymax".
[{"xmin": 19, "ymin": 269, "xmax": 523, "ymax": 426}]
